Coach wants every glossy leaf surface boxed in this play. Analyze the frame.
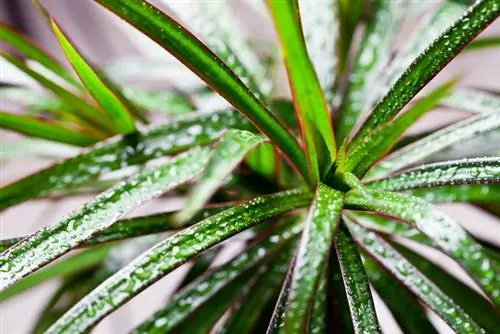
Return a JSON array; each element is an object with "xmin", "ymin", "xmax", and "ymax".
[
  {"xmin": 354, "ymin": 0, "xmax": 500, "ymax": 140},
  {"xmin": 46, "ymin": 189, "xmax": 312, "ymax": 333},
  {"xmin": 268, "ymin": 0, "xmax": 336, "ymax": 182},
  {"xmin": 95, "ymin": 0, "xmax": 309, "ymax": 182},
  {"xmin": 0, "ymin": 148, "xmax": 211, "ymax": 290},
  {"xmin": 408, "ymin": 184, "xmax": 500, "ymax": 203},
  {"xmin": 0, "ymin": 109, "xmax": 251, "ymax": 210}
]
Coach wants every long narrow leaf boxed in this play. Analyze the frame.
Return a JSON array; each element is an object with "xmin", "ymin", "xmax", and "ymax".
[
  {"xmin": 0, "ymin": 147, "xmax": 211, "ymax": 290},
  {"xmin": 0, "ymin": 111, "xmax": 96, "ymax": 146},
  {"xmin": 51, "ymin": 19, "xmax": 136, "ymax": 133},
  {"xmin": 353, "ymin": 0, "xmax": 500, "ymax": 141},
  {"xmin": 178, "ymin": 129, "xmax": 268, "ymax": 222},
  {"xmin": 0, "ymin": 109, "xmax": 251, "ymax": 210},
  {"xmin": 349, "ymin": 222, "xmax": 485, "ymax": 333},
  {"xmin": 334, "ymin": 225, "xmax": 380, "ymax": 333},
  {"xmin": 283, "ymin": 184, "xmax": 343, "ymax": 332},
  {"xmin": 408, "ymin": 184, "xmax": 500, "ymax": 203},
  {"xmin": 335, "ymin": 0, "xmax": 405, "ymax": 143},
  {"xmin": 345, "ymin": 189, "xmax": 500, "ymax": 305},
  {"xmin": 268, "ymin": 0, "xmax": 336, "ymax": 182},
  {"xmin": 466, "ymin": 35, "xmax": 500, "ymax": 50},
  {"xmin": 367, "ymin": 111, "xmax": 500, "ymax": 179},
  {"xmin": 368, "ymin": 157, "xmax": 500, "ymax": 191},
  {"xmin": 95, "ymin": 0, "xmax": 309, "ymax": 182},
  {"xmin": 442, "ymin": 87, "xmax": 500, "ymax": 113},
  {"xmin": 136, "ymin": 221, "xmax": 301, "ymax": 333},
  {"xmin": 46, "ymin": 189, "xmax": 311, "ymax": 333}
]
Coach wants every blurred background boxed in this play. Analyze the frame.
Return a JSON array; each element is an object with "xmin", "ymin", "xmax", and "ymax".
[{"xmin": 1, "ymin": 0, "xmax": 499, "ymax": 333}]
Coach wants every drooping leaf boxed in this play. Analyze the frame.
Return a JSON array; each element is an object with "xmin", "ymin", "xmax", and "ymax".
[
  {"xmin": 362, "ymin": 255, "xmax": 437, "ymax": 334},
  {"xmin": 95, "ymin": 0, "xmax": 309, "ymax": 182},
  {"xmin": 333, "ymin": 225, "xmax": 380, "ymax": 333},
  {"xmin": 368, "ymin": 157, "xmax": 500, "ymax": 191},
  {"xmin": 0, "ymin": 147, "xmax": 211, "ymax": 290},
  {"xmin": 393, "ymin": 242, "xmax": 500, "ymax": 333},
  {"xmin": 367, "ymin": 111, "xmax": 500, "ymax": 179},
  {"xmin": 466, "ymin": 35, "xmax": 500, "ymax": 50},
  {"xmin": 0, "ymin": 23, "xmax": 79, "ymax": 87},
  {"xmin": 136, "ymin": 221, "xmax": 301, "ymax": 333},
  {"xmin": 0, "ymin": 109, "xmax": 252, "ymax": 210},
  {"xmin": 0, "ymin": 111, "xmax": 97, "ymax": 146},
  {"xmin": 178, "ymin": 129, "xmax": 268, "ymax": 222},
  {"xmin": 268, "ymin": 0, "xmax": 336, "ymax": 182},
  {"xmin": 46, "ymin": 189, "xmax": 312, "ymax": 333},
  {"xmin": 283, "ymin": 184, "xmax": 343, "ymax": 333},
  {"xmin": 345, "ymin": 189, "xmax": 500, "ymax": 305},
  {"xmin": 353, "ymin": 0, "xmax": 499, "ymax": 141},
  {"xmin": 219, "ymin": 242, "xmax": 295, "ymax": 334},
  {"xmin": 441, "ymin": 87, "xmax": 500, "ymax": 113},
  {"xmin": 407, "ymin": 184, "xmax": 500, "ymax": 203},
  {"xmin": 335, "ymin": 0, "xmax": 405, "ymax": 143},
  {"xmin": 51, "ymin": 19, "xmax": 137, "ymax": 134},
  {"xmin": 298, "ymin": 0, "xmax": 339, "ymax": 107},
  {"xmin": 349, "ymin": 222, "xmax": 485, "ymax": 333},
  {"xmin": 341, "ymin": 80, "xmax": 456, "ymax": 178},
  {"xmin": 0, "ymin": 52, "xmax": 114, "ymax": 134},
  {"xmin": 0, "ymin": 245, "xmax": 110, "ymax": 301}
]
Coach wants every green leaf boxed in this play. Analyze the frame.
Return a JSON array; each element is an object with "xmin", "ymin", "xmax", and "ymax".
[
  {"xmin": 466, "ymin": 35, "xmax": 500, "ymax": 50},
  {"xmin": 0, "ymin": 52, "xmax": 115, "ymax": 134},
  {"xmin": 51, "ymin": 19, "xmax": 136, "ymax": 133},
  {"xmin": 219, "ymin": 242, "xmax": 295, "ymax": 334},
  {"xmin": 341, "ymin": 80, "xmax": 456, "ymax": 177},
  {"xmin": 336, "ymin": 0, "xmax": 365, "ymax": 74},
  {"xmin": 266, "ymin": 255, "xmax": 295, "ymax": 334},
  {"xmin": 368, "ymin": 157, "xmax": 500, "ymax": 191},
  {"xmin": 348, "ymin": 222, "xmax": 485, "ymax": 333},
  {"xmin": 0, "ymin": 147, "xmax": 211, "ymax": 290},
  {"xmin": 178, "ymin": 129, "xmax": 268, "ymax": 222},
  {"xmin": 122, "ymin": 86, "xmax": 194, "ymax": 116},
  {"xmin": 345, "ymin": 189, "xmax": 500, "ymax": 306},
  {"xmin": 334, "ymin": 225, "xmax": 380, "ymax": 333},
  {"xmin": 175, "ymin": 247, "xmax": 221, "ymax": 291},
  {"xmin": 136, "ymin": 221, "xmax": 301, "ymax": 333},
  {"xmin": 283, "ymin": 184, "xmax": 343, "ymax": 333},
  {"xmin": 328, "ymin": 249, "xmax": 354, "ymax": 333},
  {"xmin": 94, "ymin": 0, "xmax": 309, "ymax": 182},
  {"xmin": 366, "ymin": 111, "xmax": 500, "ymax": 179},
  {"xmin": 46, "ymin": 189, "xmax": 312, "ymax": 333},
  {"xmin": 353, "ymin": 0, "xmax": 499, "ymax": 141},
  {"xmin": 0, "ymin": 245, "xmax": 110, "ymax": 301},
  {"xmin": 308, "ymin": 268, "xmax": 327, "ymax": 333},
  {"xmin": 442, "ymin": 87, "xmax": 500, "ymax": 113},
  {"xmin": 362, "ymin": 255, "xmax": 437, "ymax": 334},
  {"xmin": 335, "ymin": 0, "xmax": 405, "ymax": 143},
  {"xmin": 268, "ymin": 0, "xmax": 336, "ymax": 182},
  {"xmin": 0, "ymin": 111, "xmax": 97, "ymax": 146},
  {"xmin": 298, "ymin": 0, "xmax": 338, "ymax": 107},
  {"xmin": 0, "ymin": 109, "xmax": 251, "ymax": 210},
  {"xmin": 393, "ymin": 242, "xmax": 500, "ymax": 333},
  {"xmin": 0, "ymin": 23, "xmax": 79, "ymax": 87},
  {"xmin": 408, "ymin": 184, "xmax": 500, "ymax": 203}
]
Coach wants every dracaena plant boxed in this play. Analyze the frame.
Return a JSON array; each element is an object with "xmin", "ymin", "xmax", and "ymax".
[{"xmin": 1, "ymin": 0, "xmax": 499, "ymax": 333}]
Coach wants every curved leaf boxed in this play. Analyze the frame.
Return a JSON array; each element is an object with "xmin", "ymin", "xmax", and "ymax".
[
  {"xmin": 442, "ymin": 88, "xmax": 500, "ymax": 114},
  {"xmin": 367, "ymin": 111, "xmax": 500, "ymax": 179},
  {"xmin": 0, "ymin": 147, "xmax": 211, "ymax": 290},
  {"xmin": 362, "ymin": 255, "xmax": 437, "ymax": 334},
  {"xmin": 335, "ymin": 0, "xmax": 405, "ymax": 143},
  {"xmin": 368, "ymin": 157, "xmax": 500, "ymax": 191},
  {"xmin": 334, "ymin": 225, "xmax": 380, "ymax": 333},
  {"xmin": 353, "ymin": 0, "xmax": 500, "ymax": 141},
  {"xmin": 51, "ymin": 19, "xmax": 136, "ymax": 133},
  {"xmin": 466, "ymin": 35, "xmax": 500, "ymax": 50},
  {"xmin": 0, "ymin": 23, "xmax": 78, "ymax": 87},
  {"xmin": 122, "ymin": 86, "xmax": 194, "ymax": 116},
  {"xmin": 136, "ymin": 221, "xmax": 301, "ymax": 333},
  {"xmin": 342, "ymin": 80, "xmax": 455, "ymax": 177},
  {"xmin": 407, "ymin": 184, "xmax": 500, "ymax": 203},
  {"xmin": 46, "ymin": 189, "xmax": 312, "ymax": 333},
  {"xmin": 0, "ymin": 109, "xmax": 251, "ymax": 210},
  {"xmin": 283, "ymin": 184, "xmax": 343, "ymax": 332},
  {"xmin": 268, "ymin": 0, "xmax": 336, "ymax": 182},
  {"xmin": 0, "ymin": 111, "xmax": 96, "ymax": 146},
  {"xmin": 95, "ymin": 0, "xmax": 309, "ymax": 182},
  {"xmin": 178, "ymin": 129, "xmax": 268, "ymax": 222},
  {"xmin": 349, "ymin": 222, "xmax": 485, "ymax": 333},
  {"xmin": 345, "ymin": 189, "xmax": 500, "ymax": 306}
]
